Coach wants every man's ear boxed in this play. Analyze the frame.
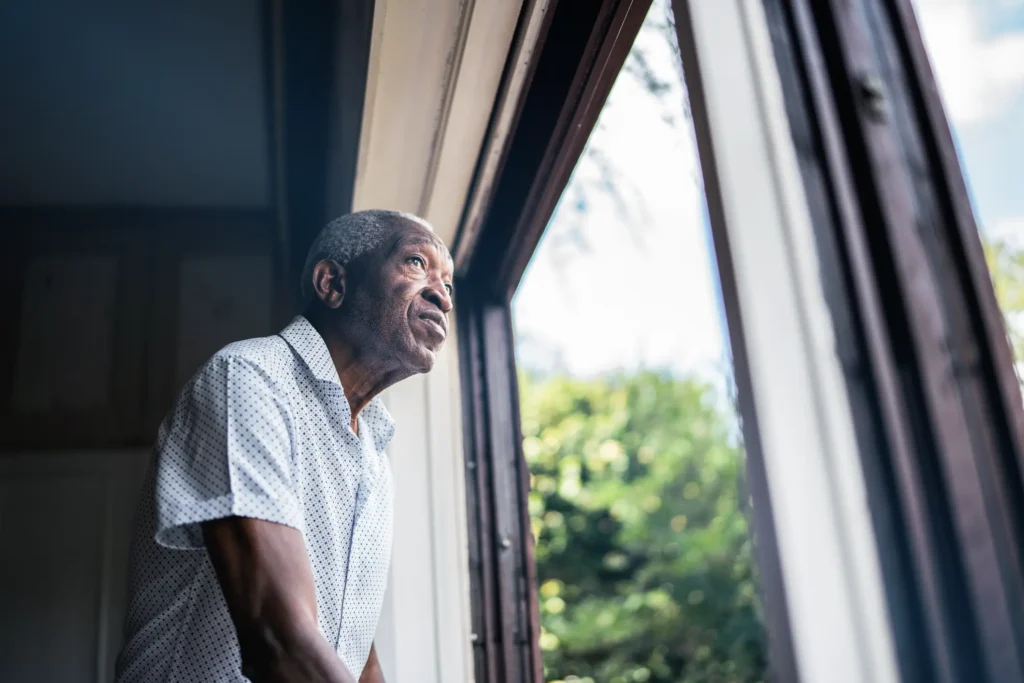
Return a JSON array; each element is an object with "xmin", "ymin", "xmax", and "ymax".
[{"xmin": 311, "ymin": 259, "xmax": 346, "ymax": 309}]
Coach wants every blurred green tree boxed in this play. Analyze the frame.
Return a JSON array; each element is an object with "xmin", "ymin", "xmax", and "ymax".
[
  {"xmin": 517, "ymin": 235, "xmax": 1022, "ymax": 683},
  {"xmin": 521, "ymin": 371, "xmax": 766, "ymax": 683},
  {"xmin": 985, "ymin": 237, "xmax": 1024, "ymax": 385}
]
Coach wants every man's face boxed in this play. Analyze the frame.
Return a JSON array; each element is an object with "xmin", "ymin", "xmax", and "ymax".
[{"xmin": 347, "ymin": 220, "xmax": 454, "ymax": 373}]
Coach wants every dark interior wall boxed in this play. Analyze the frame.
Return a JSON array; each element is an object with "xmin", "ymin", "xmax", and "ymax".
[
  {"xmin": 0, "ymin": 205, "xmax": 284, "ymax": 682},
  {"xmin": 0, "ymin": 0, "xmax": 283, "ymax": 450},
  {"xmin": 0, "ymin": 204, "xmax": 283, "ymax": 682},
  {"xmin": 0, "ymin": 208, "xmax": 281, "ymax": 451},
  {"xmin": 0, "ymin": 0, "xmax": 376, "ymax": 449},
  {"xmin": 0, "ymin": 2, "xmax": 371, "ymax": 679}
]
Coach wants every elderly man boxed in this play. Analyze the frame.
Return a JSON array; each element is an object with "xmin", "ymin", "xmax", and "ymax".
[{"xmin": 115, "ymin": 210, "xmax": 454, "ymax": 683}]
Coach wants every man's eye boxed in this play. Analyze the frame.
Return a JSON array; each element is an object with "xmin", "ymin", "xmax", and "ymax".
[
  {"xmin": 408, "ymin": 256, "xmax": 426, "ymax": 268},
  {"xmin": 444, "ymin": 284, "xmax": 453, "ymax": 296}
]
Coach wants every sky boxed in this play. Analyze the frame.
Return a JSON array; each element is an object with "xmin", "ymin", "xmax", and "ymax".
[{"xmin": 512, "ymin": 0, "xmax": 1024, "ymax": 378}]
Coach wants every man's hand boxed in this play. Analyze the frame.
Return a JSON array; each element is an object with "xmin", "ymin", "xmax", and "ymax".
[
  {"xmin": 359, "ymin": 644, "xmax": 385, "ymax": 683},
  {"xmin": 203, "ymin": 517, "xmax": 357, "ymax": 683}
]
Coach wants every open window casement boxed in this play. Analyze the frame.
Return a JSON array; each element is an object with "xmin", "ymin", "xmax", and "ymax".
[{"xmin": 445, "ymin": 0, "xmax": 1024, "ymax": 682}]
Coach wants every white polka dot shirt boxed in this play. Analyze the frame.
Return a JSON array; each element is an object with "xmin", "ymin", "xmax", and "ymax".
[{"xmin": 115, "ymin": 316, "xmax": 395, "ymax": 682}]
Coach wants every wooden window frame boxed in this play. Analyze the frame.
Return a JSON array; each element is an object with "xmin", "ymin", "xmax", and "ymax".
[
  {"xmin": 453, "ymin": 4, "xmax": 668, "ymax": 682},
  {"xmin": 455, "ymin": 1, "xmax": 1024, "ymax": 683},
  {"xmin": 755, "ymin": 1, "xmax": 1024, "ymax": 681}
]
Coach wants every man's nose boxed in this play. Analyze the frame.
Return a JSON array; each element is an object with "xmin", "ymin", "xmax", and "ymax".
[{"xmin": 424, "ymin": 280, "xmax": 453, "ymax": 314}]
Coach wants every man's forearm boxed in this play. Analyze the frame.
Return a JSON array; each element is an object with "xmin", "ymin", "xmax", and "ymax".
[
  {"xmin": 239, "ymin": 619, "xmax": 356, "ymax": 683},
  {"xmin": 202, "ymin": 517, "xmax": 357, "ymax": 683},
  {"xmin": 358, "ymin": 644, "xmax": 385, "ymax": 683}
]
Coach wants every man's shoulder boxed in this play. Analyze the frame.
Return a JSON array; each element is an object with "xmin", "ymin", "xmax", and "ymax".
[
  {"xmin": 216, "ymin": 333, "xmax": 290, "ymax": 365},
  {"xmin": 195, "ymin": 333, "xmax": 300, "ymax": 390}
]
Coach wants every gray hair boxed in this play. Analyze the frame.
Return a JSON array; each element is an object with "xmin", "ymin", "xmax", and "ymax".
[{"xmin": 299, "ymin": 209, "xmax": 428, "ymax": 303}]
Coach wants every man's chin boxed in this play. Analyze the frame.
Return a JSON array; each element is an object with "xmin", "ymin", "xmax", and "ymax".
[{"xmin": 404, "ymin": 344, "xmax": 440, "ymax": 374}]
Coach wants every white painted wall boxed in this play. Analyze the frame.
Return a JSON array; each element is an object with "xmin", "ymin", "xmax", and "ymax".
[{"xmin": 375, "ymin": 330, "xmax": 473, "ymax": 683}]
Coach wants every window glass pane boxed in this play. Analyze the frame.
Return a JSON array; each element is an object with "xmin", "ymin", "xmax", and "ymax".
[
  {"xmin": 915, "ymin": 0, "xmax": 1024, "ymax": 385},
  {"xmin": 511, "ymin": 1, "xmax": 767, "ymax": 681}
]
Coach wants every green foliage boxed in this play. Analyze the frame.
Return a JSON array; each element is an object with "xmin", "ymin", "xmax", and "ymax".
[
  {"xmin": 986, "ymin": 237, "xmax": 1024, "ymax": 375},
  {"xmin": 521, "ymin": 371, "xmax": 766, "ymax": 683}
]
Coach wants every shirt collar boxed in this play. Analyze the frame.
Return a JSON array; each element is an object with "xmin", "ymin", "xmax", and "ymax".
[
  {"xmin": 280, "ymin": 315, "xmax": 340, "ymax": 386},
  {"xmin": 280, "ymin": 315, "xmax": 396, "ymax": 451}
]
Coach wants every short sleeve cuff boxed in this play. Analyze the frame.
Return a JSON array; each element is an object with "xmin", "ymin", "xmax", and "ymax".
[{"xmin": 155, "ymin": 491, "xmax": 306, "ymax": 550}]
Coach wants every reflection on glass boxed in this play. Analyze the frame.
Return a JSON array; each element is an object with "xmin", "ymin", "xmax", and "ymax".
[
  {"xmin": 512, "ymin": 1, "xmax": 767, "ymax": 681},
  {"xmin": 915, "ymin": 0, "xmax": 1024, "ymax": 384}
]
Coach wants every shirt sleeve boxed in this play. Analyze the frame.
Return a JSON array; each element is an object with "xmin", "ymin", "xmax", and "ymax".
[{"xmin": 153, "ymin": 353, "xmax": 304, "ymax": 550}]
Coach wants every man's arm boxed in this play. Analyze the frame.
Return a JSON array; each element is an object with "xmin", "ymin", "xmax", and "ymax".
[
  {"xmin": 203, "ymin": 516, "xmax": 356, "ymax": 683},
  {"xmin": 359, "ymin": 644, "xmax": 385, "ymax": 683}
]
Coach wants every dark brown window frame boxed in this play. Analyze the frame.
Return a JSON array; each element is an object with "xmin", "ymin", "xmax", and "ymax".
[
  {"xmin": 754, "ymin": 1, "xmax": 1024, "ymax": 681},
  {"xmin": 454, "ymin": 3, "xmax": 665, "ymax": 681},
  {"xmin": 455, "ymin": 1, "xmax": 1024, "ymax": 682}
]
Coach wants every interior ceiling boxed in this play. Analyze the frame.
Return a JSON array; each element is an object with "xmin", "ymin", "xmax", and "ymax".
[{"xmin": 0, "ymin": 0, "xmax": 269, "ymax": 208}]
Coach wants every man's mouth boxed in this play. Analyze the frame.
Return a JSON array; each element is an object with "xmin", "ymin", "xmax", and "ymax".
[{"xmin": 417, "ymin": 311, "xmax": 447, "ymax": 340}]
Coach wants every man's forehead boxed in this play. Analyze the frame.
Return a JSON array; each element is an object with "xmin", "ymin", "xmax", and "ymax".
[{"xmin": 392, "ymin": 220, "xmax": 452, "ymax": 259}]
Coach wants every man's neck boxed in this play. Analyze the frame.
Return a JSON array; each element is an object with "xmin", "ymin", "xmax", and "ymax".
[{"xmin": 306, "ymin": 313, "xmax": 409, "ymax": 427}]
